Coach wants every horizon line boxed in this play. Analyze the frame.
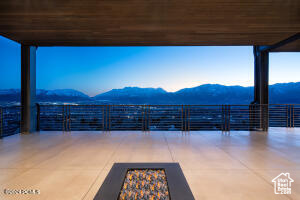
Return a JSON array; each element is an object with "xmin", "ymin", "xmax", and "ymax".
[{"xmin": 1, "ymin": 81, "xmax": 299, "ymax": 97}]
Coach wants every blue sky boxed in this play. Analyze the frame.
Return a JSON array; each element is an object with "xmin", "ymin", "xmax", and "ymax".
[{"xmin": 0, "ymin": 36, "xmax": 299, "ymax": 96}]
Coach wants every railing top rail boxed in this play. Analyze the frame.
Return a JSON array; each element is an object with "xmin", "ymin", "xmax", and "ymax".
[
  {"xmin": 36, "ymin": 104, "xmax": 289, "ymax": 106},
  {"xmin": 32, "ymin": 104, "xmax": 300, "ymax": 107},
  {"xmin": 269, "ymin": 104, "xmax": 300, "ymax": 106},
  {"xmin": 38, "ymin": 104, "xmax": 106, "ymax": 107}
]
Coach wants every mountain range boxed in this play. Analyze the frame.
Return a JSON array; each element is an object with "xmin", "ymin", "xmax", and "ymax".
[{"xmin": 1, "ymin": 82, "xmax": 300, "ymax": 105}]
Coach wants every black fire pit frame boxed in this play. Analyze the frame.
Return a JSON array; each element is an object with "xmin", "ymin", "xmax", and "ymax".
[{"xmin": 93, "ymin": 163, "xmax": 195, "ymax": 200}]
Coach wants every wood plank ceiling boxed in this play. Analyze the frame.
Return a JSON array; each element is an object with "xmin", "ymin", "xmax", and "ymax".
[{"xmin": 0, "ymin": 0, "xmax": 299, "ymax": 50}]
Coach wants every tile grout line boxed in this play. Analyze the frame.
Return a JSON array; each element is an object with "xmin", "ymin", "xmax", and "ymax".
[
  {"xmin": 81, "ymin": 132, "xmax": 127, "ymax": 200},
  {"xmin": 219, "ymin": 146, "xmax": 294, "ymax": 200},
  {"xmin": 163, "ymin": 132, "xmax": 175, "ymax": 162}
]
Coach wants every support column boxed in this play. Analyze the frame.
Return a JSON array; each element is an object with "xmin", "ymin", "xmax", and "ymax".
[
  {"xmin": 253, "ymin": 46, "xmax": 269, "ymax": 130},
  {"xmin": 253, "ymin": 46, "xmax": 269, "ymax": 105},
  {"xmin": 21, "ymin": 45, "xmax": 37, "ymax": 133}
]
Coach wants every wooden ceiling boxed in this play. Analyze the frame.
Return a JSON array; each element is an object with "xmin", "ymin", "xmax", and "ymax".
[{"xmin": 0, "ymin": 0, "xmax": 299, "ymax": 50}]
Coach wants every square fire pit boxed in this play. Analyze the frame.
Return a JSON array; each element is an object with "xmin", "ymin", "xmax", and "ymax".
[{"xmin": 94, "ymin": 163, "xmax": 194, "ymax": 200}]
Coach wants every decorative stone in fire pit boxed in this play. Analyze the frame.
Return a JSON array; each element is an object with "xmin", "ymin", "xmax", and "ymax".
[
  {"xmin": 119, "ymin": 169, "xmax": 169, "ymax": 200},
  {"xmin": 94, "ymin": 163, "xmax": 194, "ymax": 200}
]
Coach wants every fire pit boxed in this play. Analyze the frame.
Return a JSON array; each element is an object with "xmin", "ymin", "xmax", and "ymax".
[{"xmin": 94, "ymin": 163, "xmax": 194, "ymax": 200}]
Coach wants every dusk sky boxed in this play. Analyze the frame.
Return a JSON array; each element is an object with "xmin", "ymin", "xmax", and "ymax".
[{"xmin": 1, "ymin": 36, "xmax": 299, "ymax": 97}]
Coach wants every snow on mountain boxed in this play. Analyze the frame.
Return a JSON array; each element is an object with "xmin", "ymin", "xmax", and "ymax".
[
  {"xmin": 0, "ymin": 89, "xmax": 90, "ymax": 103},
  {"xmin": 95, "ymin": 87, "xmax": 167, "ymax": 98},
  {"xmin": 37, "ymin": 89, "xmax": 89, "ymax": 97}
]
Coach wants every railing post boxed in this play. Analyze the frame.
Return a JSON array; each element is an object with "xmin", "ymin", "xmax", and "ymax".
[
  {"xmin": 145, "ymin": 105, "xmax": 148, "ymax": 131},
  {"xmin": 143, "ymin": 105, "xmax": 149, "ymax": 131},
  {"xmin": 142, "ymin": 105, "xmax": 145, "ymax": 131},
  {"xmin": 223, "ymin": 105, "xmax": 230, "ymax": 131},
  {"xmin": 227, "ymin": 105, "xmax": 231, "ymax": 131},
  {"xmin": 265, "ymin": 104, "xmax": 269, "ymax": 131},
  {"xmin": 224, "ymin": 105, "xmax": 227, "ymax": 131},
  {"xmin": 102, "ymin": 106, "xmax": 105, "ymax": 131},
  {"xmin": 291, "ymin": 104, "xmax": 294, "ymax": 128},
  {"xmin": 222, "ymin": 105, "xmax": 225, "ymax": 131},
  {"xmin": 248, "ymin": 104, "xmax": 252, "ymax": 130},
  {"xmin": 187, "ymin": 105, "xmax": 190, "ymax": 131},
  {"xmin": 287, "ymin": 104, "xmax": 294, "ymax": 128},
  {"xmin": 68, "ymin": 105, "xmax": 71, "ymax": 131},
  {"xmin": 66, "ymin": 105, "xmax": 68, "ymax": 131},
  {"xmin": 184, "ymin": 105, "xmax": 187, "ymax": 131},
  {"xmin": 108, "ymin": 105, "xmax": 110, "ymax": 131},
  {"xmin": 62, "ymin": 105, "xmax": 70, "ymax": 132},
  {"xmin": 0, "ymin": 107, "xmax": 3, "ymax": 139},
  {"xmin": 36, "ymin": 103, "xmax": 40, "ymax": 131},
  {"xmin": 147, "ymin": 105, "xmax": 150, "ymax": 131},
  {"xmin": 104, "ymin": 105, "xmax": 108, "ymax": 131},
  {"xmin": 287, "ymin": 105, "xmax": 290, "ymax": 128},
  {"xmin": 62, "ymin": 105, "xmax": 65, "ymax": 131},
  {"xmin": 181, "ymin": 105, "xmax": 184, "ymax": 131}
]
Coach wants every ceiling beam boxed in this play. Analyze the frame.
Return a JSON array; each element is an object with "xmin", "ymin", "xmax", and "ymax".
[{"xmin": 258, "ymin": 33, "xmax": 300, "ymax": 52}]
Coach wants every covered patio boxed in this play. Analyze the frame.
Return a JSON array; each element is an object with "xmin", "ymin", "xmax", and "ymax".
[
  {"xmin": 1, "ymin": 0, "xmax": 300, "ymax": 199},
  {"xmin": 0, "ymin": 1, "xmax": 299, "ymax": 134},
  {"xmin": 0, "ymin": 128, "xmax": 299, "ymax": 200}
]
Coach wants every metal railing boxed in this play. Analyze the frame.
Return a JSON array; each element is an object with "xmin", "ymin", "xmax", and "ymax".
[
  {"xmin": 37, "ymin": 104, "xmax": 299, "ymax": 132},
  {"xmin": 0, "ymin": 106, "xmax": 21, "ymax": 138},
  {"xmin": 1, "ymin": 104, "xmax": 299, "ymax": 138},
  {"xmin": 269, "ymin": 104, "xmax": 299, "ymax": 127}
]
